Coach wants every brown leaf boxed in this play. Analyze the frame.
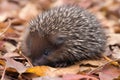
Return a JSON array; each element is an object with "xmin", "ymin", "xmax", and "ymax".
[
  {"xmin": 0, "ymin": 22, "xmax": 8, "ymax": 33},
  {"xmin": 48, "ymin": 65, "xmax": 80, "ymax": 77},
  {"xmin": 3, "ymin": 52, "xmax": 20, "ymax": 58},
  {"xmin": 0, "ymin": 0, "xmax": 20, "ymax": 20},
  {"xmin": 3, "ymin": 42, "xmax": 16, "ymax": 52},
  {"xmin": 79, "ymin": 60, "xmax": 107, "ymax": 73},
  {"xmin": 32, "ymin": 76, "xmax": 61, "ymax": 80},
  {"xmin": 0, "ymin": 58, "xmax": 6, "ymax": 66},
  {"xmin": 0, "ymin": 41, "xmax": 5, "ymax": 52},
  {"xmin": 62, "ymin": 74, "xmax": 98, "ymax": 80},
  {"xmin": 0, "ymin": 13, "xmax": 8, "ymax": 22},
  {"xmin": 99, "ymin": 64, "xmax": 120, "ymax": 80},
  {"xmin": 19, "ymin": 3, "xmax": 39, "ymax": 21},
  {"xmin": 4, "ymin": 57, "xmax": 27, "ymax": 73}
]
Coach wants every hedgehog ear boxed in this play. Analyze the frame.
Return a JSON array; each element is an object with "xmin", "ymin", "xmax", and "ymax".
[{"xmin": 50, "ymin": 34, "xmax": 66, "ymax": 46}]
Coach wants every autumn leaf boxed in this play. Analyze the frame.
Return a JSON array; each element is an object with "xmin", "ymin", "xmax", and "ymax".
[{"xmin": 26, "ymin": 66, "xmax": 51, "ymax": 76}]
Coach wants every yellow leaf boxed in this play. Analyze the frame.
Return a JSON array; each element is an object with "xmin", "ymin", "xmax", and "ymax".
[{"xmin": 26, "ymin": 66, "xmax": 50, "ymax": 76}]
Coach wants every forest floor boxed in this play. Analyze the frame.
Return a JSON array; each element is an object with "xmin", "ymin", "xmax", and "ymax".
[{"xmin": 0, "ymin": 0, "xmax": 120, "ymax": 80}]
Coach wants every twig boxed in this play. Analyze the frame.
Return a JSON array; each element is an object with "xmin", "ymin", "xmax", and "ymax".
[
  {"xmin": 1, "ymin": 65, "xmax": 7, "ymax": 80},
  {"xmin": 87, "ymin": 58, "xmax": 120, "ymax": 75},
  {"xmin": 19, "ymin": 50, "xmax": 33, "ymax": 67},
  {"xmin": 0, "ymin": 20, "xmax": 11, "ymax": 38},
  {"xmin": 16, "ymin": 42, "xmax": 33, "ymax": 67}
]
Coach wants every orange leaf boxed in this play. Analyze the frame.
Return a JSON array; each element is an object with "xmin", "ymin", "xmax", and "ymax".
[{"xmin": 26, "ymin": 66, "xmax": 50, "ymax": 76}]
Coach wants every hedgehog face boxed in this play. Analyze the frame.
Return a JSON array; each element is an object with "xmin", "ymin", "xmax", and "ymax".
[
  {"xmin": 28, "ymin": 32, "xmax": 70, "ymax": 67},
  {"xmin": 31, "ymin": 45, "xmax": 74, "ymax": 67}
]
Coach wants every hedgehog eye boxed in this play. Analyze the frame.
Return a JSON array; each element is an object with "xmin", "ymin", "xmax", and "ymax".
[
  {"xmin": 56, "ymin": 37, "xmax": 64, "ymax": 44},
  {"xmin": 44, "ymin": 49, "xmax": 51, "ymax": 56},
  {"xmin": 54, "ymin": 35, "xmax": 66, "ymax": 46}
]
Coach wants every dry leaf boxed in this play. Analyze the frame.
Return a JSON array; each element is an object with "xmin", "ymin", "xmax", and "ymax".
[
  {"xmin": 0, "ymin": 13, "xmax": 8, "ymax": 22},
  {"xmin": 79, "ymin": 60, "xmax": 107, "ymax": 72},
  {"xmin": 48, "ymin": 65, "xmax": 80, "ymax": 77},
  {"xmin": 3, "ymin": 42, "xmax": 16, "ymax": 52},
  {"xmin": 62, "ymin": 74, "xmax": 98, "ymax": 80},
  {"xmin": 33, "ymin": 76, "xmax": 61, "ymax": 80},
  {"xmin": 19, "ymin": 3, "xmax": 39, "ymax": 20},
  {"xmin": 0, "ymin": 58, "xmax": 6, "ymax": 66},
  {"xmin": 99, "ymin": 64, "xmax": 120, "ymax": 80},
  {"xmin": 26, "ymin": 66, "xmax": 52, "ymax": 76},
  {"xmin": 5, "ymin": 57, "xmax": 27, "ymax": 73}
]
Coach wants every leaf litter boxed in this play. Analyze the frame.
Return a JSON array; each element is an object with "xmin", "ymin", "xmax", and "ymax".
[{"xmin": 0, "ymin": 0, "xmax": 120, "ymax": 80}]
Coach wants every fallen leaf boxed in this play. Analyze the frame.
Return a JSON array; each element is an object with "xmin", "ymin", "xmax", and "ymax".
[
  {"xmin": 0, "ymin": 13, "xmax": 8, "ymax": 22},
  {"xmin": 5, "ymin": 57, "xmax": 27, "ymax": 73},
  {"xmin": 62, "ymin": 74, "xmax": 98, "ymax": 80},
  {"xmin": 26, "ymin": 66, "xmax": 52, "ymax": 76},
  {"xmin": 79, "ymin": 60, "xmax": 107, "ymax": 73},
  {"xmin": 3, "ymin": 42, "xmax": 16, "ymax": 52},
  {"xmin": 99, "ymin": 62, "xmax": 120, "ymax": 80},
  {"xmin": 0, "ymin": 58, "xmax": 6, "ymax": 66},
  {"xmin": 33, "ymin": 76, "xmax": 61, "ymax": 80},
  {"xmin": 19, "ymin": 3, "xmax": 38, "ymax": 21}
]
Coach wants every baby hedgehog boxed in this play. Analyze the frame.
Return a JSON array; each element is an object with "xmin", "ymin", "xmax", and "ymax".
[{"xmin": 22, "ymin": 5, "xmax": 107, "ymax": 67}]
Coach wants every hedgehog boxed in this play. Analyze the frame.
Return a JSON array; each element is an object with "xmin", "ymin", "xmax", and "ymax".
[{"xmin": 21, "ymin": 5, "xmax": 107, "ymax": 67}]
